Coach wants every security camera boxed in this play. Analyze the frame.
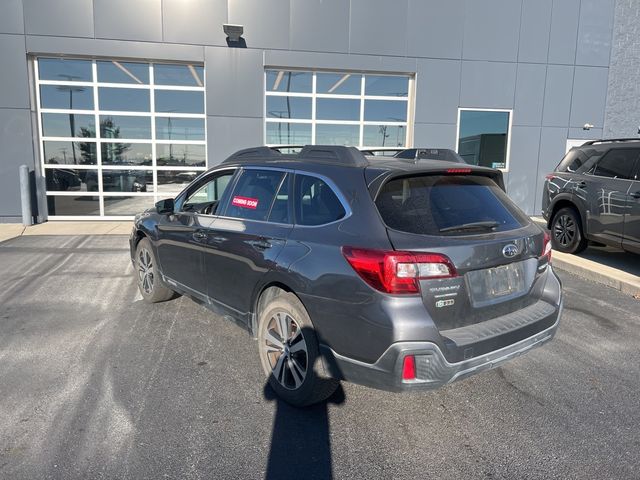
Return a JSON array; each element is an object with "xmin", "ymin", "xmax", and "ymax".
[
  {"xmin": 582, "ymin": 123, "xmax": 594, "ymax": 131},
  {"xmin": 223, "ymin": 24, "xmax": 244, "ymax": 42}
]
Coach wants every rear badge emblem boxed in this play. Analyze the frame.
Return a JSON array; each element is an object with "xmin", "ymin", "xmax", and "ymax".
[
  {"xmin": 502, "ymin": 244, "xmax": 519, "ymax": 258},
  {"xmin": 436, "ymin": 299, "xmax": 455, "ymax": 308}
]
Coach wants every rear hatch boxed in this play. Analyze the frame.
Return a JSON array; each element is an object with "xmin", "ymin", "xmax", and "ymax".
[{"xmin": 372, "ymin": 168, "xmax": 550, "ymax": 333}]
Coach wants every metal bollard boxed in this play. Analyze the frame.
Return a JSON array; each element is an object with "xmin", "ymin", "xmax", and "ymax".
[{"xmin": 19, "ymin": 165, "xmax": 33, "ymax": 226}]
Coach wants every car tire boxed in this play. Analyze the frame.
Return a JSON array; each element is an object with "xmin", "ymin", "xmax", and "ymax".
[
  {"xmin": 135, "ymin": 237, "xmax": 175, "ymax": 303},
  {"xmin": 257, "ymin": 291, "xmax": 339, "ymax": 407},
  {"xmin": 551, "ymin": 207, "xmax": 588, "ymax": 254}
]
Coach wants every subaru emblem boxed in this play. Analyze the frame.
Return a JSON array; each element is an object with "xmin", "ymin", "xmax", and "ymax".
[{"xmin": 502, "ymin": 244, "xmax": 519, "ymax": 258}]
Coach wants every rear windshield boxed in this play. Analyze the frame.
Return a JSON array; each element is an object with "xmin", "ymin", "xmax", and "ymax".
[{"xmin": 375, "ymin": 175, "xmax": 528, "ymax": 236}]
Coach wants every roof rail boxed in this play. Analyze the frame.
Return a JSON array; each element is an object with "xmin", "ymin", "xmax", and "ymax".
[
  {"xmin": 582, "ymin": 138, "xmax": 640, "ymax": 146},
  {"xmin": 222, "ymin": 146, "xmax": 282, "ymax": 163},
  {"xmin": 299, "ymin": 145, "xmax": 368, "ymax": 167}
]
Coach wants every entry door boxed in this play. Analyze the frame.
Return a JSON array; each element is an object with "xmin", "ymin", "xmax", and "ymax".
[
  {"xmin": 584, "ymin": 149, "xmax": 639, "ymax": 246},
  {"xmin": 202, "ymin": 169, "xmax": 292, "ymax": 319}
]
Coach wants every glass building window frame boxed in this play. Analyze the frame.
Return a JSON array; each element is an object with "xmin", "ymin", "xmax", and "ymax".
[
  {"xmin": 455, "ymin": 108, "xmax": 513, "ymax": 172},
  {"xmin": 35, "ymin": 57, "xmax": 207, "ymax": 219},
  {"xmin": 264, "ymin": 69, "xmax": 414, "ymax": 149}
]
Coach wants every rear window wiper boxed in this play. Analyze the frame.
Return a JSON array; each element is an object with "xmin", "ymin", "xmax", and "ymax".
[{"xmin": 439, "ymin": 221, "xmax": 499, "ymax": 233}]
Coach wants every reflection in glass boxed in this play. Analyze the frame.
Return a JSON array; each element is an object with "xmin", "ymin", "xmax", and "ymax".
[
  {"xmin": 457, "ymin": 110, "xmax": 509, "ymax": 169},
  {"xmin": 38, "ymin": 58, "xmax": 92, "ymax": 82},
  {"xmin": 98, "ymin": 87, "xmax": 150, "ymax": 112},
  {"xmin": 45, "ymin": 168, "xmax": 96, "ymax": 192},
  {"xmin": 266, "ymin": 70, "xmax": 312, "ymax": 93},
  {"xmin": 47, "ymin": 195, "xmax": 100, "ymax": 216},
  {"xmin": 155, "ymin": 118, "xmax": 205, "ymax": 140},
  {"xmin": 316, "ymin": 98, "xmax": 360, "ymax": 121},
  {"xmin": 154, "ymin": 64, "xmax": 204, "ymax": 86},
  {"xmin": 315, "ymin": 124, "xmax": 360, "ymax": 146},
  {"xmin": 40, "ymin": 85, "xmax": 93, "ymax": 110},
  {"xmin": 266, "ymin": 96, "xmax": 312, "ymax": 119},
  {"xmin": 97, "ymin": 61, "xmax": 149, "ymax": 84},
  {"xmin": 364, "ymin": 100, "xmax": 407, "ymax": 122},
  {"xmin": 316, "ymin": 73, "xmax": 361, "ymax": 95},
  {"xmin": 266, "ymin": 123, "xmax": 312, "ymax": 145},
  {"xmin": 101, "ymin": 143, "xmax": 152, "ymax": 166},
  {"xmin": 102, "ymin": 170, "xmax": 152, "ymax": 192},
  {"xmin": 43, "ymin": 141, "xmax": 96, "ymax": 165},
  {"xmin": 365, "ymin": 75, "xmax": 409, "ymax": 97},
  {"xmin": 363, "ymin": 125, "xmax": 406, "ymax": 147},
  {"xmin": 100, "ymin": 115, "xmax": 151, "ymax": 139},
  {"xmin": 157, "ymin": 170, "xmax": 201, "ymax": 195},
  {"xmin": 42, "ymin": 113, "xmax": 95, "ymax": 138},
  {"xmin": 155, "ymin": 90, "xmax": 204, "ymax": 114},
  {"xmin": 104, "ymin": 196, "xmax": 156, "ymax": 216},
  {"xmin": 156, "ymin": 144, "xmax": 206, "ymax": 166}
]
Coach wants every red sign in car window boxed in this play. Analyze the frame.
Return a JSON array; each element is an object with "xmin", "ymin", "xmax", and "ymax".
[{"xmin": 232, "ymin": 196, "xmax": 259, "ymax": 209}]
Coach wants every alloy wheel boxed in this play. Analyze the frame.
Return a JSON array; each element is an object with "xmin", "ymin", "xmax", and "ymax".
[
  {"xmin": 263, "ymin": 311, "xmax": 308, "ymax": 390},
  {"xmin": 553, "ymin": 214, "xmax": 576, "ymax": 247},
  {"xmin": 138, "ymin": 248, "xmax": 154, "ymax": 294}
]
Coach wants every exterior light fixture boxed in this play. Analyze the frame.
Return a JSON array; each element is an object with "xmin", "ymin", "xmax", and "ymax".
[
  {"xmin": 583, "ymin": 123, "xmax": 594, "ymax": 130},
  {"xmin": 223, "ymin": 24, "xmax": 244, "ymax": 43}
]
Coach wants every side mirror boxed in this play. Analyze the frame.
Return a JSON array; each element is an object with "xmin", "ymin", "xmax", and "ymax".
[{"xmin": 155, "ymin": 198, "xmax": 174, "ymax": 215}]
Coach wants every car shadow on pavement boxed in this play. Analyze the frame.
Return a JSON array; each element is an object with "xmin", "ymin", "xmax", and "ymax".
[{"xmin": 263, "ymin": 383, "xmax": 345, "ymax": 480}]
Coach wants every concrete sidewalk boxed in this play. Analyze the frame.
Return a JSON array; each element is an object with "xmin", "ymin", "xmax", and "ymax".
[{"xmin": 1, "ymin": 220, "xmax": 638, "ymax": 295}]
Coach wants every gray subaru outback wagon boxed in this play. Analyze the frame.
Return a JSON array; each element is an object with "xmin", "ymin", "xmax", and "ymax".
[{"xmin": 130, "ymin": 145, "xmax": 563, "ymax": 407}]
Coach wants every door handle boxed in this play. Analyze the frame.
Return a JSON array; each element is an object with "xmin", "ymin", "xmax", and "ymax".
[
  {"xmin": 192, "ymin": 231, "xmax": 207, "ymax": 241},
  {"xmin": 631, "ymin": 191, "xmax": 640, "ymax": 199},
  {"xmin": 577, "ymin": 181, "xmax": 587, "ymax": 188},
  {"xmin": 248, "ymin": 239, "xmax": 272, "ymax": 250}
]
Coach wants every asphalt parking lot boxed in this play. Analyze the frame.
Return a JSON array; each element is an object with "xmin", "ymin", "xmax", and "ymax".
[{"xmin": 0, "ymin": 235, "xmax": 638, "ymax": 480}]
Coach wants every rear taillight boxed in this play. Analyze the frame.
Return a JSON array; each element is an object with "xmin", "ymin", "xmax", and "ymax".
[
  {"xmin": 542, "ymin": 231, "xmax": 552, "ymax": 262},
  {"xmin": 341, "ymin": 247, "xmax": 457, "ymax": 294},
  {"xmin": 545, "ymin": 173, "xmax": 555, "ymax": 181}
]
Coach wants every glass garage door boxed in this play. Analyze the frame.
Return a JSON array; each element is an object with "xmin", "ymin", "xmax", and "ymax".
[{"xmin": 36, "ymin": 57, "xmax": 206, "ymax": 218}]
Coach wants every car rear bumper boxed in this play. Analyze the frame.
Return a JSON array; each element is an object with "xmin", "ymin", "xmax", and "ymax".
[{"xmin": 320, "ymin": 299, "xmax": 562, "ymax": 393}]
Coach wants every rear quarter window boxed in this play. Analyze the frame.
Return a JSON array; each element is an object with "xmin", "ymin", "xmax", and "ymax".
[
  {"xmin": 294, "ymin": 175, "xmax": 346, "ymax": 226},
  {"xmin": 375, "ymin": 175, "xmax": 528, "ymax": 236}
]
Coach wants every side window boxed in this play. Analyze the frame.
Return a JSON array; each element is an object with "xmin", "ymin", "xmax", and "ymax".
[
  {"xmin": 592, "ymin": 149, "xmax": 639, "ymax": 180},
  {"xmin": 182, "ymin": 170, "xmax": 234, "ymax": 214},
  {"xmin": 294, "ymin": 175, "xmax": 346, "ymax": 226},
  {"xmin": 226, "ymin": 169, "xmax": 285, "ymax": 221}
]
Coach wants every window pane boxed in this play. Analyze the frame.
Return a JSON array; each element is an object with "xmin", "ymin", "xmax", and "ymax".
[
  {"xmin": 316, "ymin": 98, "xmax": 360, "ymax": 121},
  {"xmin": 266, "ymin": 122, "xmax": 311, "ymax": 145},
  {"xmin": 101, "ymin": 143, "xmax": 152, "ymax": 166},
  {"xmin": 40, "ymin": 85, "xmax": 94, "ymax": 110},
  {"xmin": 315, "ymin": 124, "xmax": 360, "ymax": 146},
  {"xmin": 100, "ymin": 115, "xmax": 151, "ymax": 139},
  {"xmin": 183, "ymin": 171, "xmax": 235, "ymax": 213},
  {"xmin": 316, "ymin": 73, "xmax": 361, "ymax": 95},
  {"xmin": 157, "ymin": 170, "xmax": 202, "ymax": 196},
  {"xmin": 295, "ymin": 175, "xmax": 345, "ymax": 226},
  {"xmin": 592, "ymin": 149, "xmax": 639, "ymax": 179},
  {"xmin": 365, "ymin": 75, "xmax": 408, "ymax": 97},
  {"xmin": 39, "ymin": 58, "xmax": 92, "ymax": 82},
  {"xmin": 98, "ymin": 87, "xmax": 150, "ymax": 112},
  {"xmin": 154, "ymin": 90, "xmax": 204, "ymax": 114},
  {"xmin": 43, "ymin": 141, "xmax": 96, "ymax": 165},
  {"xmin": 42, "ymin": 113, "xmax": 95, "ymax": 138},
  {"xmin": 458, "ymin": 110, "xmax": 510, "ymax": 169},
  {"xmin": 266, "ymin": 70, "xmax": 312, "ymax": 93},
  {"xmin": 97, "ymin": 61, "xmax": 149, "ymax": 84},
  {"xmin": 155, "ymin": 118, "xmax": 205, "ymax": 140},
  {"xmin": 364, "ymin": 100, "xmax": 407, "ymax": 122},
  {"xmin": 102, "ymin": 170, "xmax": 152, "ymax": 192},
  {"xmin": 268, "ymin": 175, "xmax": 290, "ymax": 224},
  {"xmin": 363, "ymin": 125, "xmax": 406, "ymax": 147},
  {"xmin": 104, "ymin": 196, "xmax": 155, "ymax": 216},
  {"xmin": 156, "ymin": 144, "xmax": 206, "ymax": 166},
  {"xmin": 226, "ymin": 170, "xmax": 285, "ymax": 221},
  {"xmin": 47, "ymin": 195, "xmax": 100, "ymax": 216},
  {"xmin": 266, "ymin": 96, "xmax": 312, "ymax": 119},
  {"xmin": 154, "ymin": 64, "xmax": 204, "ymax": 86},
  {"xmin": 45, "ymin": 168, "xmax": 96, "ymax": 192}
]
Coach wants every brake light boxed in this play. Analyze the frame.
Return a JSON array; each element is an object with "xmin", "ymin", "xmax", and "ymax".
[
  {"xmin": 446, "ymin": 168, "xmax": 472, "ymax": 174},
  {"xmin": 341, "ymin": 247, "xmax": 457, "ymax": 294},
  {"xmin": 402, "ymin": 355, "xmax": 416, "ymax": 381},
  {"xmin": 542, "ymin": 231, "xmax": 552, "ymax": 262},
  {"xmin": 545, "ymin": 174, "xmax": 555, "ymax": 181}
]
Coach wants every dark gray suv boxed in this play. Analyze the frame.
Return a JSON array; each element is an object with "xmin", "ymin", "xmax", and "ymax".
[
  {"xmin": 542, "ymin": 139, "xmax": 640, "ymax": 254},
  {"xmin": 130, "ymin": 145, "xmax": 563, "ymax": 407}
]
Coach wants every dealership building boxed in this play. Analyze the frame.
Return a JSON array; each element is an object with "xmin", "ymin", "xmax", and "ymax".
[{"xmin": 0, "ymin": 0, "xmax": 637, "ymax": 221}]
